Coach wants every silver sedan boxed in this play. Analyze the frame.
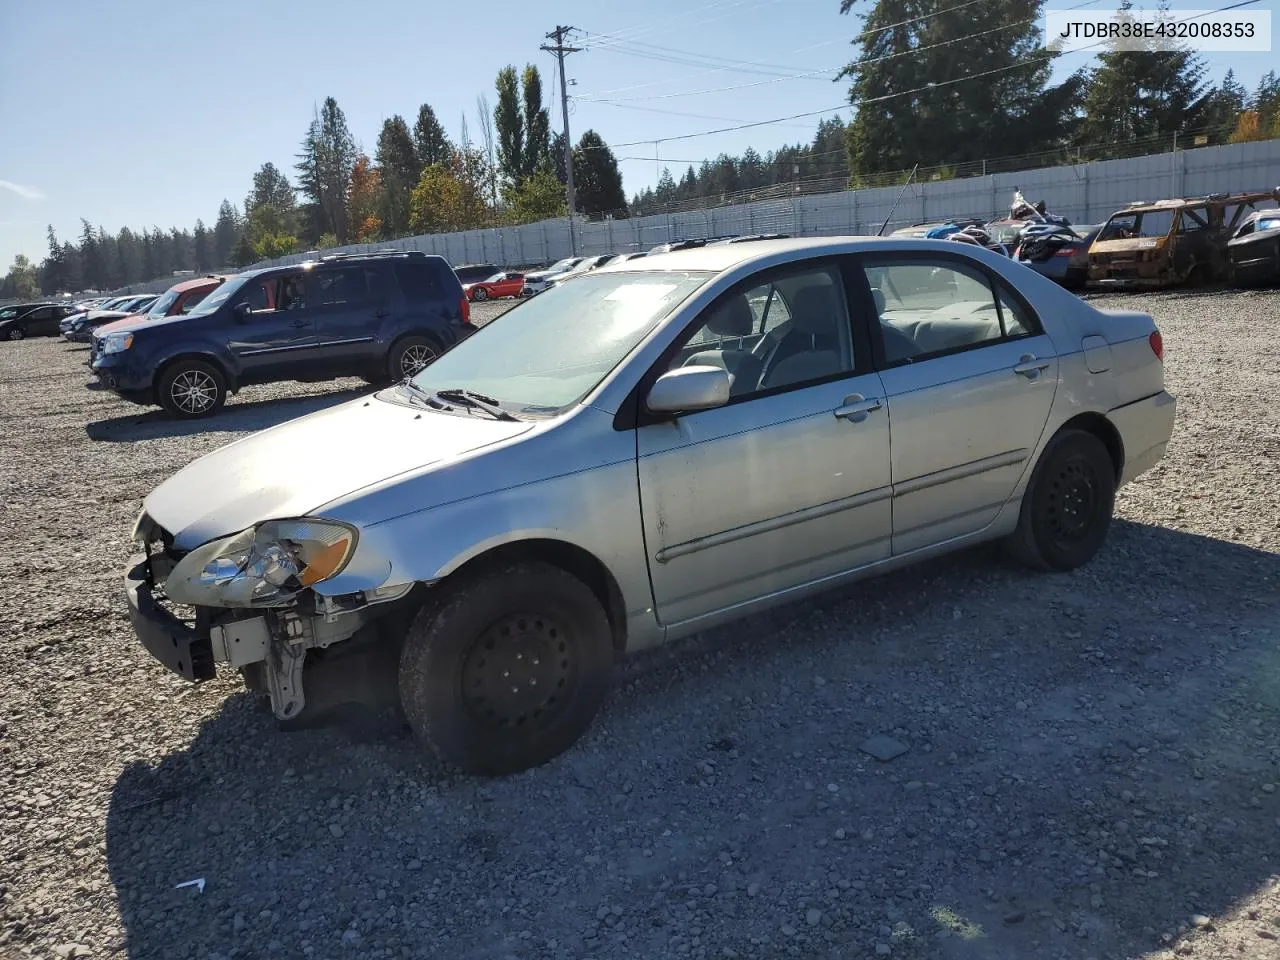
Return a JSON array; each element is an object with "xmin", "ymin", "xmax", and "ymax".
[{"xmin": 124, "ymin": 237, "xmax": 1176, "ymax": 774}]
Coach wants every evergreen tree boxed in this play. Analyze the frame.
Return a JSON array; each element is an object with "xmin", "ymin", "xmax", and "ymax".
[
  {"xmin": 192, "ymin": 220, "xmax": 210, "ymax": 272},
  {"xmin": 376, "ymin": 115, "xmax": 421, "ymax": 237},
  {"xmin": 213, "ymin": 200, "xmax": 241, "ymax": 267},
  {"xmin": 1252, "ymin": 71, "xmax": 1280, "ymax": 133},
  {"xmin": 295, "ymin": 97, "xmax": 357, "ymax": 243},
  {"xmin": 413, "ymin": 103, "xmax": 454, "ymax": 167},
  {"xmin": 1078, "ymin": 2, "xmax": 1208, "ymax": 147},
  {"xmin": 572, "ymin": 131, "xmax": 627, "ymax": 216},
  {"xmin": 839, "ymin": 0, "xmax": 1077, "ymax": 175},
  {"xmin": 42, "ymin": 226, "xmax": 67, "ymax": 294}
]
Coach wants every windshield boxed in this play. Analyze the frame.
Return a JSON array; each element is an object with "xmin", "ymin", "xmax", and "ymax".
[
  {"xmin": 1260, "ymin": 218, "xmax": 1280, "ymax": 232},
  {"xmin": 1100, "ymin": 209, "xmax": 1175, "ymax": 241},
  {"xmin": 987, "ymin": 223, "xmax": 1025, "ymax": 245},
  {"xmin": 408, "ymin": 270, "xmax": 710, "ymax": 413},
  {"xmin": 185, "ymin": 275, "xmax": 250, "ymax": 317},
  {"xmin": 484, "ymin": 273, "xmax": 505, "ymax": 282},
  {"xmin": 146, "ymin": 289, "xmax": 180, "ymax": 318},
  {"xmin": 545, "ymin": 258, "xmax": 578, "ymax": 273}
]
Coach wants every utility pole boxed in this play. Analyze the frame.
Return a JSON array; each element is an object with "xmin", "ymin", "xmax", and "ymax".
[{"xmin": 542, "ymin": 25, "xmax": 582, "ymax": 255}]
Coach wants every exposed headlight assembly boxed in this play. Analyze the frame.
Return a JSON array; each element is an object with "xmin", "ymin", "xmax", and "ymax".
[
  {"xmin": 101, "ymin": 332, "xmax": 133, "ymax": 354},
  {"xmin": 164, "ymin": 519, "xmax": 357, "ymax": 608}
]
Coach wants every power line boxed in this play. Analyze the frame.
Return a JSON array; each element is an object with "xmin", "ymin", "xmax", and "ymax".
[
  {"xmin": 578, "ymin": 0, "xmax": 1105, "ymax": 104},
  {"xmin": 577, "ymin": 0, "xmax": 1002, "ymax": 98}
]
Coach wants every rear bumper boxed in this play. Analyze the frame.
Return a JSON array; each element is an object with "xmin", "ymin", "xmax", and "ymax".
[
  {"xmin": 1109, "ymin": 391, "xmax": 1177, "ymax": 486},
  {"xmin": 125, "ymin": 556, "xmax": 215, "ymax": 681}
]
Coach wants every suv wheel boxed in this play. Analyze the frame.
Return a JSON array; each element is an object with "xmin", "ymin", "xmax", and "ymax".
[
  {"xmin": 388, "ymin": 336, "xmax": 439, "ymax": 380},
  {"xmin": 158, "ymin": 359, "xmax": 227, "ymax": 419},
  {"xmin": 399, "ymin": 561, "xmax": 615, "ymax": 775},
  {"xmin": 6, "ymin": 327, "xmax": 24, "ymax": 341}
]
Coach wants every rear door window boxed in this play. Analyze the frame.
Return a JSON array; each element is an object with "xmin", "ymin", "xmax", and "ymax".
[{"xmin": 316, "ymin": 267, "xmax": 377, "ymax": 307}]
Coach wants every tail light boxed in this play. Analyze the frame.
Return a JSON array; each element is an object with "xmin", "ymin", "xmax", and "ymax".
[
  {"xmin": 459, "ymin": 295, "xmax": 471, "ymax": 324},
  {"xmin": 1149, "ymin": 330, "xmax": 1164, "ymax": 361},
  {"xmin": 1052, "ymin": 246, "xmax": 1075, "ymax": 257}
]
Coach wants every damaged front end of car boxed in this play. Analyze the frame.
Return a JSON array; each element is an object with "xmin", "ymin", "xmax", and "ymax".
[{"xmin": 127, "ymin": 511, "xmax": 416, "ymax": 721}]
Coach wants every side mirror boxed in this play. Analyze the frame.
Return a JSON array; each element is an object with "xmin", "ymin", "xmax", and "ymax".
[
  {"xmin": 646, "ymin": 365, "xmax": 731, "ymax": 415},
  {"xmin": 233, "ymin": 302, "xmax": 253, "ymax": 322}
]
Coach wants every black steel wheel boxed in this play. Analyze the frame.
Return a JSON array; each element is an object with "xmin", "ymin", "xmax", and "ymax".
[
  {"xmin": 399, "ymin": 561, "xmax": 615, "ymax": 775},
  {"xmin": 1007, "ymin": 428, "xmax": 1116, "ymax": 571},
  {"xmin": 157, "ymin": 359, "xmax": 227, "ymax": 419}
]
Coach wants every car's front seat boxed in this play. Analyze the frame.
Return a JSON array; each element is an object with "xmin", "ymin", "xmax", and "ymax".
[
  {"xmin": 758, "ymin": 285, "xmax": 844, "ymax": 388},
  {"xmin": 684, "ymin": 295, "xmax": 763, "ymax": 396}
]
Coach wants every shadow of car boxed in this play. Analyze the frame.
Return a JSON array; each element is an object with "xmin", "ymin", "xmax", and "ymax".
[
  {"xmin": 86, "ymin": 387, "xmax": 371, "ymax": 443},
  {"xmin": 104, "ymin": 520, "xmax": 1280, "ymax": 959}
]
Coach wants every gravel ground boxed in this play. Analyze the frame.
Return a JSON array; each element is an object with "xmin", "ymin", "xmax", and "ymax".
[{"xmin": 2, "ymin": 289, "xmax": 1280, "ymax": 960}]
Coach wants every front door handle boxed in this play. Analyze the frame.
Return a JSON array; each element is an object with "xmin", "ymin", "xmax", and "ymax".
[
  {"xmin": 1013, "ymin": 355, "xmax": 1051, "ymax": 378},
  {"xmin": 834, "ymin": 394, "xmax": 883, "ymax": 422}
]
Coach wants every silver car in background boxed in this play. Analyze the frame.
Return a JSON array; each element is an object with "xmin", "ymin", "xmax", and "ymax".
[{"xmin": 124, "ymin": 237, "xmax": 1175, "ymax": 774}]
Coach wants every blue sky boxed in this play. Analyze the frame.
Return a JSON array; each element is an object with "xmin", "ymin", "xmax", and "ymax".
[{"xmin": 0, "ymin": 0, "xmax": 1275, "ymax": 267}]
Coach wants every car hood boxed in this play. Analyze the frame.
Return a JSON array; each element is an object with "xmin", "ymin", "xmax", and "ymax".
[
  {"xmin": 1228, "ymin": 226, "xmax": 1280, "ymax": 247},
  {"xmin": 96, "ymin": 312, "xmax": 192, "ymax": 336},
  {"xmin": 144, "ymin": 391, "xmax": 534, "ymax": 551}
]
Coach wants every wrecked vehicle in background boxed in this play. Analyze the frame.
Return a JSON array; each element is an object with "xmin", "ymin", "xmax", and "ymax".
[
  {"xmin": 1088, "ymin": 189, "xmax": 1280, "ymax": 289},
  {"xmin": 1227, "ymin": 208, "xmax": 1280, "ymax": 286}
]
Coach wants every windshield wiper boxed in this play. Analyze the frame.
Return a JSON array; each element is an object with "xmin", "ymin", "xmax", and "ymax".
[
  {"xmin": 397, "ymin": 379, "xmax": 443, "ymax": 409},
  {"xmin": 433, "ymin": 388, "xmax": 519, "ymax": 421}
]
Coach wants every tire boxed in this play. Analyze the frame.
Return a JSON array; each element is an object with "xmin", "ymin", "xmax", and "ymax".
[
  {"xmin": 399, "ymin": 561, "xmax": 615, "ymax": 775},
  {"xmin": 1007, "ymin": 428, "xmax": 1116, "ymax": 572},
  {"xmin": 6, "ymin": 326, "xmax": 24, "ymax": 341},
  {"xmin": 472, "ymin": 286, "xmax": 489, "ymax": 302},
  {"xmin": 387, "ymin": 335, "xmax": 440, "ymax": 381},
  {"xmin": 157, "ymin": 359, "xmax": 227, "ymax": 419}
]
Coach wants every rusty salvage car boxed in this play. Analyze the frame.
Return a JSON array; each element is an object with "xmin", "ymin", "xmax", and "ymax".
[{"xmin": 1087, "ymin": 188, "xmax": 1280, "ymax": 289}]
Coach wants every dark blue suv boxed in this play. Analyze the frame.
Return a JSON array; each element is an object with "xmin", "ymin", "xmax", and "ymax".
[{"xmin": 91, "ymin": 251, "xmax": 474, "ymax": 418}]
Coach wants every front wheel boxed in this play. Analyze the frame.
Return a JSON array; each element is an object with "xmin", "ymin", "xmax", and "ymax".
[
  {"xmin": 157, "ymin": 359, "xmax": 227, "ymax": 419},
  {"xmin": 399, "ymin": 562, "xmax": 616, "ymax": 775},
  {"xmin": 1007, "ymin": 428, "xmax": 1116, "ymax": 571},
  {"xmin": 6, "ymin": 327, "xmax": 24, "ymax": 341},
  {"xmin": 471, "ymin": 286, "xmax": 489, "ymax": 302}
]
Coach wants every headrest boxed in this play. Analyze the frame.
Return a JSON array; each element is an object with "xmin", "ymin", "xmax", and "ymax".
[
  {"xmin": 871, "ymin": 287, "xmax": 886, "ymax": 314},
  {"xmin": 790, "ymin": 285, "xmax": 836, "ymax": 334},
  {"xmin": 705, "ymin": 295, "xmax": 754, "ymax": 337}
]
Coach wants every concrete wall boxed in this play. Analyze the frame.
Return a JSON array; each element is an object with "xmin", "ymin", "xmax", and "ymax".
[{"xmin": 102, "ymin": 138, "xmax": 1280, "ymax": 294}]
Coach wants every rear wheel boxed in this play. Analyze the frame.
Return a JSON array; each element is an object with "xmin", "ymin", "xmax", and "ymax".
[
  {"xmin": 387, "ymin": 335, "xmax": 439, "ymax": 381},
  {"xmin": 1007, "ymin": 429, "xmax": 1116, "ymax": 571},
  {"xmin": 399, "ymin": 561, "xmax": 615, "ymax": 775},
  {"xmin": 157, "ymin": 359, "xmax": 227, "ymax": 418}
]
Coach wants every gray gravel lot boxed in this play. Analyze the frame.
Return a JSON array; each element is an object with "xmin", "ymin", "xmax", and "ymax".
[{"xmin": 2, "ymin": 290, "xmax": 1280, "ymax": 960}]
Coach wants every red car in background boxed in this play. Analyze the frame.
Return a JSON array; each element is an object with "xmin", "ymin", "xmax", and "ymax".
[
  {"xmin": 89, "ymin": 275, "xmax": 231, "ymax": 365},
  {"xmin": 463, "ymin": 271, "xmax": 526, "ymax": 301}
]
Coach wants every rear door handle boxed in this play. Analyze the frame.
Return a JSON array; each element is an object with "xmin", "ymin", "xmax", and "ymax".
[
  {"xmin": 1013, "ymin": 355, "xmax": 1051, "ymax": 378},
  {"xmin": 834, "ymin": 395, "xmax": 882, "ymax": 422}
]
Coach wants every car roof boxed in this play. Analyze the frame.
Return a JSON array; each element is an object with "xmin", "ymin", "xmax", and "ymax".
[
  {"xmin": 593, "ymin": 235, "xmax": 945, "ymax": 276},
  {"xmin": 170, "ymin": 274, "xmax": 230, "ymax": 293}
]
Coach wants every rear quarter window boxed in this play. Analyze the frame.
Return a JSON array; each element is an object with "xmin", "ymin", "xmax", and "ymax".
[{"xmin": 394, "ymin": 262, "xmax": 446, "ymax": 303}]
